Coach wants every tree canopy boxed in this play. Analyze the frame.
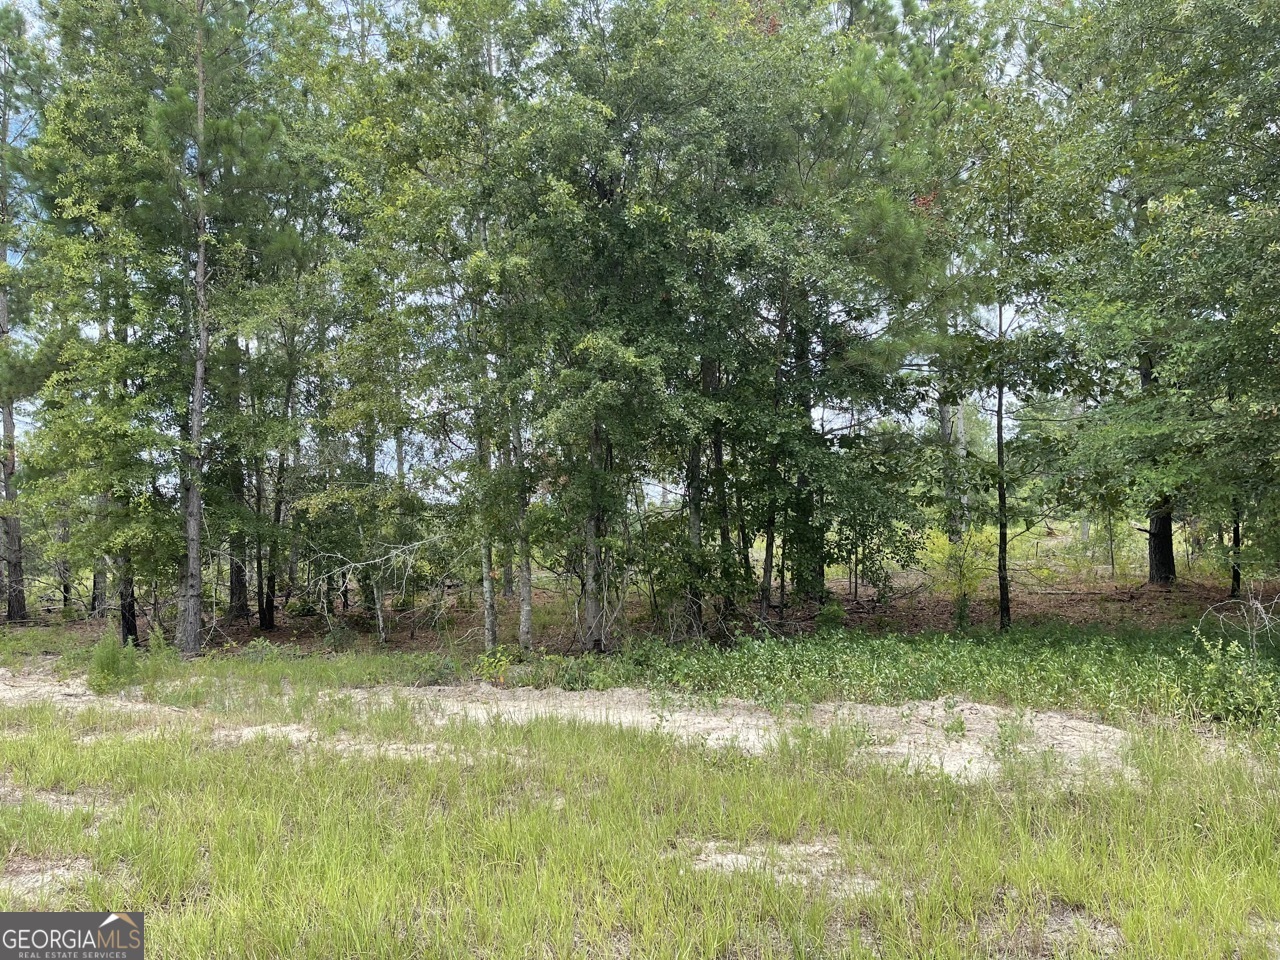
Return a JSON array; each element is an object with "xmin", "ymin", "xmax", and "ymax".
[{"xmin": 1, "ymin": 0, "xmax": 1274, "ymax": 648}]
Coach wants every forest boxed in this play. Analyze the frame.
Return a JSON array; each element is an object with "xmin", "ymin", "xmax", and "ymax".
[
  {"xmin": 0, "ymin": 0, "xmax": 1273, "ymax": 655},
  {"xmin": 3, "ymin": 0, "xmax": 1280, "ymax": 954}
]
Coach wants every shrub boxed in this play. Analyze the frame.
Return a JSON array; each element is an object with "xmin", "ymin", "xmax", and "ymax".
[
  {"xmin": 325, "ymin": 627, "xmax": 358, "ymax": 653},
  {"xmin": 137, "ymin": 626, "xmax": 180, "ymax": 683},
  {"xmin": 88, "ymin": 635, "xmax": 139, "ymax": 694},
  {"xmin": 402, "ymin": 652, "xmax": 464, "ymax": 686},
  {"xmin": 285, "ymin": 598, "xmax": 317, "ymax": 617},
  {"xmin": 475, "ymin": 646, "xmax": 515, "ymax": 685},
  {"xmin": 1183, "ymin": 630, "xmax": 1280, "ymax": 723}
]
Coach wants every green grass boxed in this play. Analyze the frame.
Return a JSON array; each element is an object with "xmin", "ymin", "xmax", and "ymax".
[
  {"xmin": 2, "ymin": 692, "xmax": 1280, "ymax": 957},
  {"xmin": 3, "ymin": 625, "xmax": 1280, "ymax": 955},
  {"xmin": 10, "ymin": 619, "xmax": 1276, "ymax": 726}
]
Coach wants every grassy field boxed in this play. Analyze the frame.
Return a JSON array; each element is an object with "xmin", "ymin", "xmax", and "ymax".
[{"xmin": 2, "ymin": 622, "xmax": 1280, "ymax": 957}]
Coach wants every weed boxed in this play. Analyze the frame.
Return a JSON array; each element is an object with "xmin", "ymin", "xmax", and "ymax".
[
  {"xmin": 994, "ymin": 713, "xmax": 1033, "ymax": 758},
  {"xmin": 86, "ymin": 635, "xmax": 138, "ymax": 694},
  {"xmin": 1182, "ymin": 631, "xmax": 1280, "ymax": 723},
  {"xmin": 475, "ymin": 646, "xmax": 515, "ymax": 685},
  {"xmin": 244, "ymin": 638, "xmax": 285, "ymax": 663}
]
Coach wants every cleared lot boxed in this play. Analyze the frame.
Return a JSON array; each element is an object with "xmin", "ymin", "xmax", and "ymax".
[{"xmin": 1, "ymin": 656, "xmax": 1279, "ymax": 958}]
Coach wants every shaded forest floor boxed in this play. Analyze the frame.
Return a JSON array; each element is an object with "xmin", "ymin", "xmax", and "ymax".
[
  {"xmin": 240, "ymin": 575, "xmax": 1252, "ymax": 654},
  {"xmin": 17, "ymin": 574, "xmax": 1242, "ymax": 660}
]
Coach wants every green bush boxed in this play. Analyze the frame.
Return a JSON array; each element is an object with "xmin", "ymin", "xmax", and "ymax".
[
  {"xmin": 137, "ymin": 626, "xmax": 180, "ymax": 683},
  {"xmin": 475, "ymin": 646, "xmax": 515, "ymax": 684},
  {"xmin": 87, "ymin": 634, "xmax": 139, "ymax": 694},
  {"xmin": 325, "ymin": 627, "xmax": 358, "ymax": 653},
  {"xmin": 1182, "ymin": 631, "xmax": 1280, "ymax": 723},
  {"xmin": 402, "ymin": 651, "xmax": 464, "ymax": 685},
  {"xmin": 285, "ymin": 598, "xmax": 317, "ymax": 617},
  {"xmin": 244, "ymin": 637, "xmax": 286, "ymax": 663}
]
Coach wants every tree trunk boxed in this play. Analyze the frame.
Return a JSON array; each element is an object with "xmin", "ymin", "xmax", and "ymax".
[
  {"xmin": 792, "ymin": 470, "xmax": 825, "ymax": 600},
  {"xmin": 263, "ymin": 447, "xmax": 288, "ymax": 631},
  {"xmin": 712, "ymin": 421, "xmax": 735, "ymax": 615},
  {"xmin": 995, "ymin": 312, "xmax": 1011, "ymax": 631},
  {"xmin": 790, "ymin": 316, "xmax": 825, "ymax": 601},
  {"xmin": 1147, "ymin": 503, "xmax": 1176, "ymax": 585},
  {"xmin": 176, "ymin": 2, "xmax": 210, "ymax": 654},
  {"xmin": 517, "ymin": 519, "xmax": 533, "ymax": 651},
  {"xmin": 734, "ymin": 478, "xmax": 752, "ymax": 586},
  {"xmin": 1230, "ymin": 505, "xmax": 1242, "ymax": 599},
  {"xmin": 583, "ymin": 513, "xmax": 603, "ymax": 652},
  {"xmin": 120, "ymin": 552, "xmax": 137, "ymax": 644},
  {"xmin": 0, "ymin": 239, "xmax": 24, "ymax": 623},
  {"xmin": 513, "ymin": 433, "xmax": 534, "ymax": 650},
  {"xmin": 498, "ymin": 439, "xmax": 514, "ymax": 599},
  {"xmin": 685, "ymin": 438, "xmax": 704, "ymax": 634},
  {"xmin": 91, "ymin": 566, "xmax": 106, "ymax": 616},
  {"xmin": 1138, "ymin": 352, "xmax": 1175, "ymax": 585},
  {"xmin": 583, "ymin": 423, "xmax": 606, "ymax": 652},
  {"xmin": 475, "ymin": 427, "xmax": 498, "ymax": 650},
  {"xmin": 255, "ymin": 458, "xmax": 270, "ymax": 629},
  {"xmin": 228, "ymin": 532, "xmax": 249, "ymax": 620},
  {"xmin": 227, "ymin": 454, "xmax": 249, "ymax": 622},
  {"xmin": 938, "ymin": 395, "xmax": 968, "ymax": 542},
  {"xmin": 777, "ymin": 528, "xmax": 786, "ymax": 614},
  {"xmin": 264, "ymin": 564, "xmax": 277, "ymax": 631},
  {"xmin": 759, "ymin": 500, "xmax": 776, "ymax": 617},
  {"xmin": 480, "ymin": 536, "xmax": 497, "ymax": 651},
  {"xmin": 58, "ymin": 521, "xmax": 71, "ymax": 610}
]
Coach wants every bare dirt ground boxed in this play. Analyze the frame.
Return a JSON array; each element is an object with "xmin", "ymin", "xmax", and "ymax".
[
  {"xmin": 685, "ymin": 838, "xmax": 881, "ymax": 898},
  {"xmin": 0, "ymin": 667, "xmax": 1198, "ymax": 951},
  {"xmin": 335, "ymin": 683, "xmax": 1130, "ymax": 781},
  {"xmin": 0, "ymin": 666, "xmax": 1131, "ymax": 783},
  {"xmin": 0, "ymin": 856, "xmax": 93, "ymax": 900},
  {"xmin": 976, "ymin": 890, "xmax": 1126, "ymax": 958}
]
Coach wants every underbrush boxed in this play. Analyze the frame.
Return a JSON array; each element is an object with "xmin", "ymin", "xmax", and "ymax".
[
  {"xmin": 15, "ymin": 619, "xmax": 1280, "ymax": 726},
  {"xmin": 505, "ymin": 624, "xmax": 1280, "ymax": 725},
  {"xmin": 227, "ymin": 622, "xmax": 1280, "ymax": 726}
]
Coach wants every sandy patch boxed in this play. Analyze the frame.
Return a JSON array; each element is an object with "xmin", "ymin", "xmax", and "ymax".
[
  {"xmin": 0, "ymin": 669, "xmax": 97, "ymax": 707},
  {"xmin": 208, "ymin": 722, "xmax": 517, "ymax": 765},
  {"xmin": 977, "ymin": 891, "xmax": 1124, "ymax": 958},
  {"xmin": 816, "ymin": 699, "xmax": 1130, "ymax": 781},
  {"xmin": 0, "ymin": 782, "xmax": 112, "ymax": 816},
  {"xmin": 334, "ymin": 684, "xmax": 1130, "ymax": 782},
  {"xmin": 1246, "ymin": 916, "xmax": 1280, "ymax": 959},
  {"xmin": 0, "ymin": 669, "xmax": 192, "ymax": 729},
  {"xmin": 333, "ymin": 684, "xmax": 787, "ymax": 752},
  {"xmin": 0, "ymin": 670, "xmax": 1132, "ymax": 781},
  {"xmin": 0, "ymin": 855, "xmax": 92, "ymax": 901},
  {"xmin": 211, "ymin": 723, "xmax": 317, "ymax": 747},
  {"xmin": 687, "ymin": 838, "xmax": 880, "ymax": 899}
]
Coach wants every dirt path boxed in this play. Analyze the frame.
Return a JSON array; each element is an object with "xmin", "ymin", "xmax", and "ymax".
[{"xmin": 0, "ymin": 669, "xmax": 1131, "ymax": 781}]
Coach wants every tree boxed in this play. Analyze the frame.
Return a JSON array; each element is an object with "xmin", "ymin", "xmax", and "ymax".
[{"xmin": 0, "ymin": 5, "xmax": 44, "ymax": 622}]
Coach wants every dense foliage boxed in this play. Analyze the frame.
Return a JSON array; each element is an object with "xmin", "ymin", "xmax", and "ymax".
[{"xmin": 1, "ymin": 0, "xmax": 1276, "ymax": 650}]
